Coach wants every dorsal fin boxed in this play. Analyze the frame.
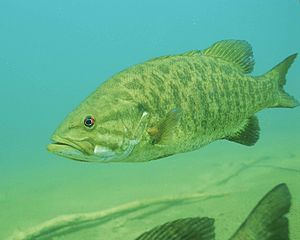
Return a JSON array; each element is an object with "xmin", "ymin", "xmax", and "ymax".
[
  {"xmin": 229, "ymin": 183, "xmax": 291, "ymax": 240},
  {"xmin": 201, "ymin": 40, "xmax": 255, "ymax": 73},
  {"xmin": 135, "ymin": 217, "xmax": 215, "ymax": 240}
]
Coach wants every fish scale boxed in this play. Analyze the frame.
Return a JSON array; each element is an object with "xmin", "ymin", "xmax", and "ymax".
[
  {"xmin": 113, "ymin": 57, "xmax": 249, "ymax": 142},
  {"xmin": 48, "ymin": 40, "xmax": 298, "ymax": 163}
]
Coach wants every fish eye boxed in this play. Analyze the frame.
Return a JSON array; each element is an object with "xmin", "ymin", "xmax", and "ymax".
[{"xmin": 84, "ymin": 116, "xmax": 95, "ymax": 128}]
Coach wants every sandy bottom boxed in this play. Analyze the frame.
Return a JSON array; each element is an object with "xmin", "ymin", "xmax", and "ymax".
[{"xmin": 1, "ymin": 131, "xmax": 300, "ymax": 240}]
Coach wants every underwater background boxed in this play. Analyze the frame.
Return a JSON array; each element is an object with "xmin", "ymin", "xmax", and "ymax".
[{"xmin": 1, "ymin": 0, "xmax": 300, "ymax": 239}]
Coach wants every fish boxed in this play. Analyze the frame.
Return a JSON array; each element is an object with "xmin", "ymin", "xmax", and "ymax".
[
  {"xmin": 133, "ymin": 183, "xmax": 291, "ymax": 240},
  {"xmin": 47, "ymin": 40, "xmax": 299, "ymax": 162}
]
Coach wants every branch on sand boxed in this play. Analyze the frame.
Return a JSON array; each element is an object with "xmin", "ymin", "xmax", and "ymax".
[{"xmin": 9, "ymin": 192, "xmax": 228, "ymax": 240}]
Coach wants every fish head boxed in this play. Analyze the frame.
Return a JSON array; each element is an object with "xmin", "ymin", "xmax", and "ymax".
[{"xmin": 47, "ymin": 96, "xmax": 146, "ymax": 163}]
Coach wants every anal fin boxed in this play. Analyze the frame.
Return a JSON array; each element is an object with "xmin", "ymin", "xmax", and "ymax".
[{"xmin": 225, "ymin": 116, "xmax": 260, "ymax": 146}]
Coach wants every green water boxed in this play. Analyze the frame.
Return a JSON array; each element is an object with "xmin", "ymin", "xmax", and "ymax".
[{"xmin": 1, "ymin": 0, "xmax": 299, "ymax": 239}]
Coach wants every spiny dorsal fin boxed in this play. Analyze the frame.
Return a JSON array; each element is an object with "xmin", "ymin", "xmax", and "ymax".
[
  {"xmin": 147, "ymin": 108, "xmax": 181, "ymax": 145},
  {"xmin": 201, "ymin": 40, "xmax": 255, "ymax": 73},
  {"xmin": 226, "ymin": 116, "xmax": 260, "ymax": 146},
  {"xmin": 229, "ymin": 183, "xmax": 291, "ymax": 240},
  {"xmin": 135, "ymin": 217, "xmax": 215, "ymax": 240}
]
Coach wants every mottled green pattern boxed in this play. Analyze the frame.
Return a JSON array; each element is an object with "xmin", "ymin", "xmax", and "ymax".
[
  {"xmin": 86, "ymin": 52, "xmax": 278, "ymax": 161},
  {"xmin": 49, "ymin": 40, "xmax": 297, "ymax": 162}
]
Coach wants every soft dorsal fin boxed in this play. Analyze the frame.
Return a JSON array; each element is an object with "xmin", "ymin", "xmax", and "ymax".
[
  {"xmin": 135, "ymin": 217, "xmax": 215, "ymax": 240},
  {"xmin": 201, "ymin": 40, "xmax": 255, "ymax": 73},
  {"xmin": 225, "ymin": 116, "xmax": 260, "ymax": 146}
]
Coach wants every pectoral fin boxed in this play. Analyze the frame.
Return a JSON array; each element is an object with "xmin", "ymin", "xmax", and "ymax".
[
  {"xmin": 225, "ymin": 116, "xmax": 260, "ymax": 146},
  {"xmin": 147, "ymin": 108, "xmax": 181, "ymax": 145}
]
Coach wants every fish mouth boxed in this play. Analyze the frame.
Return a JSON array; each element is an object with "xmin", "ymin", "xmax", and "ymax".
[
  {"xmin": 47, "ymin": 135, "xmax": 93, "ymax": 162},
  {"xmin": 48, "ymin": 135, "xmax": 85, "ymax": 151},
  {"xmin": 48, "ymin": 133, "xmax": 140, "ymax": 163},
  {"xmin": 47, "ymin": 135, "xmax": 131, "ymax": 163}
]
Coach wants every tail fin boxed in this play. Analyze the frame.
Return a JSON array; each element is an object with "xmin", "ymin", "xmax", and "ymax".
[
  {"xmin": 230, "ymin": 183, "xmax": 291, "ymax": 240},
  {"xmin": 265, "ymin": 54, "xmax": 299, "ymax": 108},
  {"xmin": 135, "ymin": 217, "xmax": 215, "ymax": 240}
]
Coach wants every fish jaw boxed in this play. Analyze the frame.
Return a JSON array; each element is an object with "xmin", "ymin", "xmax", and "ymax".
[
  {"xmin": 47, "ymin": 143, "xmax": 116, "ymax": 162},
  {"xmin": 47, "ymin": 142, "xmax": 88, "ymax": 162},
  {"xmin": 47, "ymin": 135, "xmax": 139, "ymax": 163},
  {"xmin": 47, "ymin": 134, "xmax": 94, "ymax": 162}
]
